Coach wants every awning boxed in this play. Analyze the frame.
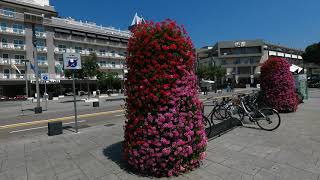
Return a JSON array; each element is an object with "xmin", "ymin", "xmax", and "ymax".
[
  {"xmin": 72, "ymin": 31, "xmax": 86, "ymax": 36},
  {"xmin": 54, "ymin": 28, "xmax": 71, "ymax": 34},
  {"xmin": 201, "ymin": 79, "xmax": 215, "ymax": 84},
  {"xmin": 290, "ymin": 64, "xmax": 303, "ymax": 73}
]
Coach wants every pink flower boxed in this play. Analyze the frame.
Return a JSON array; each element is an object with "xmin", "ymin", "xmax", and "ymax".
[{"xmin": 162, "ymin": 147, "xmax": 171, "ymax": 156}]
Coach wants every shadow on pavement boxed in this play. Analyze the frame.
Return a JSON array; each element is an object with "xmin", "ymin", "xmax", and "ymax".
[{"xmin": 103, "ymin": 141, "xmax": 151, "ymax": 177}]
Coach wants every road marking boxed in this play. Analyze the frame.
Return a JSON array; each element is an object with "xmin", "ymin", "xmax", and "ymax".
[
  {"xmin": 9, "ymin": 120, "xmax": 87, "ymax": 134},
  {"xmin": 114, "ymin": 114, "xmax": 125, "ymax": 117},
  {"xmin": 0, "ymin": 109, "xmax": 124, "ymax": 130}
]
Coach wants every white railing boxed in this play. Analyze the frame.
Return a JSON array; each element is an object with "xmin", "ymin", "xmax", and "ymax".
[
  {"xmin": 38, "ymin": 61, "xmax": 48, "ymax": 66},
  {"xmin": 51, "ymin": 17, "xmax": 131, "ymax": 38},
  {"xmin": 0, "ymin": 73, "xmax": 11, "ymax": 79},
  {"xmin": 0, "ymin": 27, "xmax": 25, "ymax": 35},
  {"xmin": 0, "ymin": 9, "xmax": 24, "ymax": 20},
  {"xmin": 11, "ymin": 59, "xmax": 24, "ymax": 65},
  {"xmin": 99, "ymin": 64, "xmax": 124, "ymax": 69},
  {"xmin": 35, "ymin": 32, "xmax": 46, "ymax": 38},
  {"xmin": 0, "ymin": 58, "xmax": 10, "ymax": 64},
  {"xmin": 37, "ymin": 46, "xmax": 47, "ymax": 52},
  {"xmin": 0, "ymin": 43, "xmax": 26, "ymax": 50}
]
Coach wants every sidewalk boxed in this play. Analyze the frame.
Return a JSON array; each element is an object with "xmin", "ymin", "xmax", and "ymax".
[{"xmin": 0, "ymin": 89, "xmax": 320, "ymax": 180}]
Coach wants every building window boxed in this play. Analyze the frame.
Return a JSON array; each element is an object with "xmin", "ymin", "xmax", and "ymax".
[
  {"xmin": 37, "ymin": 55, "xmax": 47, "ymax": 65},
  {"xmin": 35, "ymin": 26, "xmax": 44, "ymax": 32},
  {"xmin": 111, "ymin": 61, "xmax": 115, "ymax": 67},
  {"xmin": 14, "ymin": 55, "xmax": 24, "ymax": 64},
  {"xmin": 99, "ymin": 49, "xmax": 106, "ymax": 56},
  {"xmin": 58, "ymin": 44, "xmax": 66, "ymax": 52},
  {"xmin": 1, "ymin": 38, "xmax": 8, "ymax": 45},
  {"xmin": 75, "ymin": 46, "xmax": 82, "ymax": 53},
  {"xmin": 99, "ymin": 61, "xmax": 106, "ymax": 67},
  {"xmin": 88, "ymin": 48, "xmax": 94, "ymax": 53},
  {"xmin": 3, "ymin": 7, "xmax": 15, "ymax": 17},
  {"xmin": 2, "ymin": 54, "xmax": 9, "ymax": 59},
  {"xmin": 0, "ymin": 22, "xmax": 7, "ymax": 31},
  {"xmin": 13, "ymin": 24, "xmax": 24, "ymax": 33},
  {"xmin": 3, "ymin": 69, "xmax": 10, "ymax": 79}
]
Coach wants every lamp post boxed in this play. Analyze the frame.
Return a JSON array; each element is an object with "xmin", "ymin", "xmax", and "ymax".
[
  {"xmin": 24, "ymin": 13, "xmax": 43, "ymax": 114},
  {"xmin": 21, "ymin": 59, "xmax": 29, "ymax": 97}
]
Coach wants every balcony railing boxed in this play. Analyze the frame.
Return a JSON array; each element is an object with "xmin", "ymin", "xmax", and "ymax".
[
  {"xmin": 1, "ymin": 73, "xmax": 11, "ymax": 79},
  {"xmin": 35, "ymin": 32, "xmax": 46, "ymax": 38},
  {"xmin": 0, "ymin": 58, "xmax": 10, "ymax": 64},
  {"xmin": 0, "ymin": 43, "xmax": 26, "ymax": 50},
  {"xmin": 38, "ymin": 61, "xmax": 48, "ymax": 66},
  {"xmin": 99, "ymin": 64, "xmax": 124, "ymax": 69},
  {"xmin": 0, "ymin": 58, "xmax": 25, "ymax": 65},
  {"xmin": 0, "ymin": 9, "xmax": 24, "ymax": 20},
  {"xmin": 51, "ymin": 17, "xmax": 131, "ymax": 38},
  {"xmin": 37, "ymin": 46, "xmax": 48, "ymax": 52},
  {"xmin": 0, "ymin": 27, "xmax": 25, "ymax": 35},
  {"xmin": 11, "ymin": 59, "xmax": 24, "ymax": 65}
]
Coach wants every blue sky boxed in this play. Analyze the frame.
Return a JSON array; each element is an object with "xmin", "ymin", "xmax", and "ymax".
[{"xmin": 50, "ymin": 0, "xmax": 319, "ymax": 49}]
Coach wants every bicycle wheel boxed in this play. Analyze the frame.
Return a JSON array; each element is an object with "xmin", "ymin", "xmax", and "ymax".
[
  {"xmin": 226, "ymin": 105, "xmax": 244, "ymax": 120},
  {"xmin": 255, "ymin": 108, "xmax": 281, "ymax": 131},
  {"xmin": 202, "ymin": 115, "xmax": 212, "ymax": 138},
  {"xmin": 211, "ymin": 106, "xmax": 222, "ymax": 121},
  {"xmin": 217, "ymin": 105, "xmax": 228, "ymax": 120}
]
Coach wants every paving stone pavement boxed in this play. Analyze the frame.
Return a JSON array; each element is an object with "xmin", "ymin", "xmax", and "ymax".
[{"xmin": 0, "ymin": 89, "xmax": 319, "ymax": 180}]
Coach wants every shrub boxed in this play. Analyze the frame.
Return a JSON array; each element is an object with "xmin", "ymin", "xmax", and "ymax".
[
  {"xmin": 260, "ymin": 57, "xmax": 298, "ymax": 112},
  {"xmin": 123, "ymin": 19, "xmax": 207, "ymax": 177}
]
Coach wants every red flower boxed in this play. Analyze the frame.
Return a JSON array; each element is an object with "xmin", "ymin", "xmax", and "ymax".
[{"xmin": 169, "ymin": 44, "xmax": 177, "ymax": 50}]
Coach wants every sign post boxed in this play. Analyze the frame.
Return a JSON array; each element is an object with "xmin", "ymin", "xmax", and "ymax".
[
  {"xmin": 63, "ymin": 53, "xmax": 82, "ymax": 133},
  {"xmin": 41, "ymin": 73, "xmax": 49, "ymax": 111}
]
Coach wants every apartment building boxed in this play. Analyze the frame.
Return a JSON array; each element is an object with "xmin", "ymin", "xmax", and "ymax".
[
  {"xmin": 0, "ymin": 0, "xmax": 130, "ymax": 97},
  {"xmin": 196, "ymin": 39, "xmax": 304, "ymax": 86}
]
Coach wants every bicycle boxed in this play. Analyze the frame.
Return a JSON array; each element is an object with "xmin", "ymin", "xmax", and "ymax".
[{"xmin": 226, "ymin": 93, "xmax": 281, "ymax": 131}]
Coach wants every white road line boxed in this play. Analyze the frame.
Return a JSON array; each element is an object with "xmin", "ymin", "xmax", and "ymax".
[
  {"xmin": 9, "ymin": 120, "xmax": 87, "ymax": 134},
  {"xmin": 114, "ymin": 114, "xmax": 125, "ymax": 117}
]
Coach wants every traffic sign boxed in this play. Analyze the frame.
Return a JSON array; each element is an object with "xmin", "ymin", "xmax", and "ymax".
[
  {"xmin": 41, "ymin": 73, "xmax": 49, "ymax": 81},
  {"xmin": 63, "ymin": 53, "xmax": 82, "ymax": 70}
]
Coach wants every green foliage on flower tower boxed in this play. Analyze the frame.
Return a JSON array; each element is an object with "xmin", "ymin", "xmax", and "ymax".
[
  {"xmin": 260, "ymin": 57, "xmax": 298, "ymax": 112},
  {"xmin": 123, "ymin": 19, "xmax": 208, "ymax": 177}
]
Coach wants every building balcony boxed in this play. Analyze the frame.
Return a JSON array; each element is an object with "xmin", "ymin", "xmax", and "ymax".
[
  {"xmin": 98, "ymin": 64, "xmax": 124, "ymax": 69},
  {"xmin": 11, "ymin": 59, "xmax": 25, "ymax": 65},
  {"xmin": 0, "ymin": 43, "xmax": 26, "ymax": 51},
  {"xmin": 37, "ymin": 46, "xmax": 48, "ymax": 52},
  {"xmin": 0, "ymin": 58, "xmax": 11, "ymax": 65},
  {"xmin": 35, "ymin": 32, "xmax": 47, "ymax": 38},
  {"xmin": 0, "ymin": 27, "xmax": 25, "ymax": 35},
  {"xmin": 0, "ymin": 73, "xmax": 26, "ymax": 80},
  {"xmin": 38, "ymin": 61, "xmax": 48, "ymax": 66},
  {"xmin": 0, "ymin": 9, "xmax": 24, "ymax": 21}
]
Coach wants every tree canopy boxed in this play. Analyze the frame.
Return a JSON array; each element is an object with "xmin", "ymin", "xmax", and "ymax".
[{"xmin": 302, "ymin": 42, "xmax": 320, "ymax": 65}]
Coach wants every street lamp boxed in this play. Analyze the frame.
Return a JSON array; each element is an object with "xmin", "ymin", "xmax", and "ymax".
[
  {"xmin": 24, "ymin": 13, "xmax": 43, "ymax": 114},
  {"xmin": 21, "ymin": 59, "xmax": 29, "ymax": 97}
]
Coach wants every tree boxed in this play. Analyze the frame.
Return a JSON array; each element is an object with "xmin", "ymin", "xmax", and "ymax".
[
  {"xmin": 123, "ymin": 20, "xmax": 207, "ymax": 177},
  {"xmin": 260, "ymin": 57, "xmax": 298, "ymax": 112},
  {"xmin": 97, "ymin": 71, "xmax": 121, "ymax": 93},
  {"xmin": 302, "ymin": 42, "xmax": 320, "ymax": 65},
  {"xmin": 196, "ymin": 65, "xmax": 226, "ymax": 87},
  {"xmin": 81, "ymin": 53, "xmax": 99, "ymax": 98},
  {"xmin": 63, "ymin": 53, "xmax": 98, "ymax": 97}
]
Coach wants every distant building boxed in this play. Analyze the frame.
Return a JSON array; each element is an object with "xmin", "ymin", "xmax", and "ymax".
[
  {"xmin": 0, "ymin": 0, "xmax": 130, "ymax": 97},
  {"xmin": 196, "ymin": 39, "xmax": 304, "ymax": 86}
]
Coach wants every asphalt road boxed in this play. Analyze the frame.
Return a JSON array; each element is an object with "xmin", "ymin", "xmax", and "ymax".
[{"xmin": 0, "ymin": 89, "xmax": 257, "ymax": 142}]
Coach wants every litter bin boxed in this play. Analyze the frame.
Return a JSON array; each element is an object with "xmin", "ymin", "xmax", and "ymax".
[
  {"xmin": 48, "ymin": 92, "xmax": 53, "ymax": 100},
  {"xmin": 93, "ymin": 101, "xmax": 99, "ymax": 107},
  {"xmin": 48, "ymin": 121, "xmax": 63, "ymax": 136}
]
